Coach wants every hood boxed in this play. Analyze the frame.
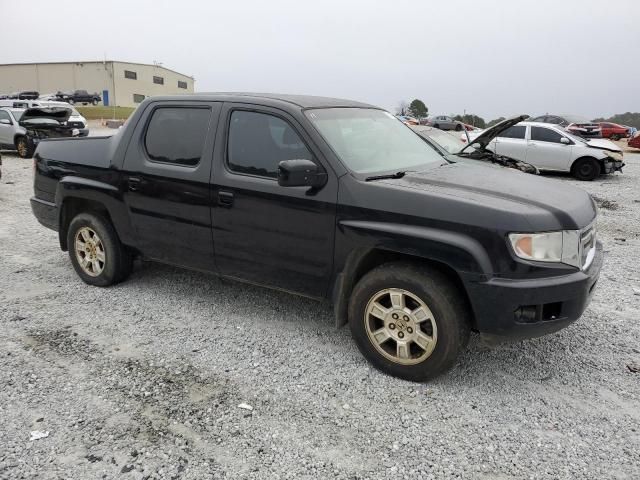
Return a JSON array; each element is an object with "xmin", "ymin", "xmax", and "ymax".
[
  {"xmin": 20, "ymin": 107, "xmax": 72, "ymax": 124},
  {"xmin": 584, "ymin": 138, "xmax": 621, "ymax": 153},
  {"xmin": 462, "ymin": 115, "xmax": 529, "ymax": 151},
  {"xmin": 377, "ymin": 162, "xmax": 596, "ymax": 231}
]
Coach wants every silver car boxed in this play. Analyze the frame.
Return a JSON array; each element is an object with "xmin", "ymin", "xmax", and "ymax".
[{"xmin": 427, "ymin": 115, "xmax": 462, "ymax": 131}]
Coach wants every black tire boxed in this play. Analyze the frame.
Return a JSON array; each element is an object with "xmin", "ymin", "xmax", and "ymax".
[
  {"xmin": 455, "ymin": 124, "xmax": 462, "ymax": 131},
  {"xmin": 611, "ymin": 134, "xmax": 620, "ymax": 141},
  {"xmin": 433, "ymin": 123, "xmax": 440, "ymax": 129},
  {"xmin": 571, "ymin": 157, "xmax": 601, "ymax": 181},
  {"xmin": 67, "ymin": 212, "xmax": 133, "ymax": 287},
  {"xmin": 15, "ymin": 136, "xmax": 34, "ymax": 158},
  {"xmin": 92, "ymin": 99, "xmax": 98, "ymax": 106},
  {"xmin": 348, "ymin": 262, "xmax": 471, "ymax": 382}
]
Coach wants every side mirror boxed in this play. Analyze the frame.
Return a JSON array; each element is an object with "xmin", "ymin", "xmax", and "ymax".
[
  {"xmin": 278, "ymin": 159, "xmax": 327, "ymax": 189},
  {"xmin": 560, "ymin": 137, "xmax": 570, "ymax": 145},
  {"xmin": 0, "ymin": 118, "xmax": 11, "ymax": 125}
]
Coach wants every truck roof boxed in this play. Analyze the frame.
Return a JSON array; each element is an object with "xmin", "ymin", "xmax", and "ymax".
[{"xmin": 147, "ymin": 92, "xmax": 378, "ymax": 109}]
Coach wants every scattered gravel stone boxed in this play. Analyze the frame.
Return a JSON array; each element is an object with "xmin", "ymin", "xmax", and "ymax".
[{"xmin": 1, "ymin": 152, "xmax": 639, "ymax": 479}]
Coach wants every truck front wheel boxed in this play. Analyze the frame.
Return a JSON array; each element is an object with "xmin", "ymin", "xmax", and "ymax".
[
  {"xmin": 348, "ymin": 262, "xmax": 470, "ymax": 382},
  {"xmin": 92, "ymin": 99, "xmax": 98, "ymax": 105},
  {"xmin": 67, "ymin": 213, "xmax": 133, "ymax": 286}
]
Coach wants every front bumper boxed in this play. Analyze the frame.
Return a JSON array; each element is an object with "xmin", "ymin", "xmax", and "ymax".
[{"xmin": 463, "ymin": 241, "xmax": 603, "ymax": 343}]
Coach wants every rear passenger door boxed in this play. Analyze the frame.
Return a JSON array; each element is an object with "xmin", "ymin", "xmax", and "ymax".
[
  {"xmin": 210, "ymin": 103, "xmax": 337, "ymax": 298},
  {"xmin": 121, "ymin": 101, "xmax": 222, "ymax": 270},
  {"xmin": 493, "ymin": 125, "xmax": 528, "ymax": 161}
]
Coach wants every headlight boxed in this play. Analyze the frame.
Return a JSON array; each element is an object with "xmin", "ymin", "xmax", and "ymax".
[
  {"xmin": 602, "ymin": 150, "xmax": 623, "ymax": 160},
  {"xmin": 509, "ymin": 232, "xmax": 563, "ymax": 262}
]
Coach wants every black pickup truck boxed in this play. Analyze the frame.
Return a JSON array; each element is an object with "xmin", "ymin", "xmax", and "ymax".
[
  {"xmin": 30, "ymin": 93, "xmax": 602, "ymax": 381},
  {"xmin": 57, "ymin": 90, "xmax": 101, "ymax": 105}
]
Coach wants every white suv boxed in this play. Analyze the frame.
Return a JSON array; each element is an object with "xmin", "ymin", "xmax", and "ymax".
[{"xmin": 488, "ymin": 121, "xmax": 623, "ymax": 180}]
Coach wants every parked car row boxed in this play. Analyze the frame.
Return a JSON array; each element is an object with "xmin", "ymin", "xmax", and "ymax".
[
  {"xmin": 0, "ymin": 90, "xmax": 102, "ymax": 105},
  {"xmin": 0, "ymin": 103, "xmax": 84, "ymax": 158},
  {"xmin": 413, "ymin": 116, "xmax": 624, "ymax": 181}
]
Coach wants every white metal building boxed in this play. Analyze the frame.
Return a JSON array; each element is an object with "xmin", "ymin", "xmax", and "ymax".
[{"xmin": 0, "ymin": 61, "xmax": 195, "ymax": 107}]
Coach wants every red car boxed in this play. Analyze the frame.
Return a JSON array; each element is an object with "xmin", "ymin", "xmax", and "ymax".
[
  {"xmin": 599, "ymin": 122, "xmax": 629, "ymax": 140},
  {"xmin": 628, "ymin": 132, "xmax": 640, "ymax": 149}
]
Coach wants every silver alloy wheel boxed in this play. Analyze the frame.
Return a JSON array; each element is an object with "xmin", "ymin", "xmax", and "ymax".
[
  {"xmin": 364, "ymin": 288, "xmax": 438, "ymax": 365},
  {"xmin": 74, "ymin": 227, "xmax": 106, "ymax": 277}
]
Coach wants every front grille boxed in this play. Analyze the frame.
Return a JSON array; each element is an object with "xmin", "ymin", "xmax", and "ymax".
[{"xmin": 580, "ymin": 224, "xmax": 596, "ymax": 269}]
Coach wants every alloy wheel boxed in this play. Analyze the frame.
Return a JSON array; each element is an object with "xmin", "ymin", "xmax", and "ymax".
[
  {"xmin": 74, "ymin": 227, "xmax": 106, "ymax": 277},
  {"xmin": 364, "ymin": 288, "xmax": 438, "ymax": 365}
]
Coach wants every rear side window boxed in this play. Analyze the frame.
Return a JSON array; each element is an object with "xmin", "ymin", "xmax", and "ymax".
[
  {"xmin": 227, "ymin": 110, "xmax": 313, "ymax": 179},
  {"xmin": 144, "ymin": 107, "xmax": 210, "ymax": 166},
  {"xmin": 499, "ymin": 125, "xmax": 526, "ymax": 139},
  {"xmin": 531, "ymin": 126, "xmax": 564, "ymax": 143}
]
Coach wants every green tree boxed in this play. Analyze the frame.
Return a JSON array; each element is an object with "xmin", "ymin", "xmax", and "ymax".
[
  {"xmin": 453, "ymin": 114, "xmax": 486, "ymax": 129},
  {"xmin": 408, "ymin": 99, "xmax": 428, "ymax": 119},
  {"xmin": 487, "ymin": 117, "xmax": 506, "ymax": 128}
]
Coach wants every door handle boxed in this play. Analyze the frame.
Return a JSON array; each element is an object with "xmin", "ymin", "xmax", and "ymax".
[
  {"xmin": 128, "ymin": 177, "xmax": 142, "ymax": 192},
  {"xmin": 218, "ymin": 190, "xmax": 234, "ymax": 207}
]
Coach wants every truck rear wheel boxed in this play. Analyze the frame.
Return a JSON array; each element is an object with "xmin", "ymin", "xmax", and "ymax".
[
  {"xmin": 67, "ymin": 213, "xmax": 133, "ymax": 286},
  {"xmin": 348, "ymin": 262, "xmax": 470, "ymax": 382}
]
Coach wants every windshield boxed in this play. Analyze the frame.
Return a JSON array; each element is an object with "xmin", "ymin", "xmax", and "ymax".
[
  {"xmin": 563, "ymin": 129, "xmax": 588, "ymax": 144},
  {"xmin": 413, "ymin": 126, "xmax": 465, "ymax": 154},
  {"xmin": 305, "ymin": 108, "xmax": 445, "ymax": 174}
]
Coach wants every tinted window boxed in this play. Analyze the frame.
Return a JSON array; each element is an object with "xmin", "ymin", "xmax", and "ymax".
[
  {"xmin": 124, "ymin": 70, "xmax": 137, "ymax": 80},
  {"xmin": 499, "ymin": 125, "xmax": 526, "ymax": 139},
  {"xmin": 531, "ymin": 126, "xmax": 565, "ymax": 143},
  {"xmin": 227, "ymin": 110, "xmax": 312, "ymax": 179},
  {"xmin": 145, "ymin": 107, "xmax": 210, "ymax": 166},
  {"xmin": 153, "ymin": 76, "xmax": 164, "ymax": 85}
]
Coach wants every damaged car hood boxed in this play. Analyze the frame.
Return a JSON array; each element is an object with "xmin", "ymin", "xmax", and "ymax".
[
  {"xmin": 19, "ymin": 107, "xmax": 72, "ymax": 125},
  {"xmin": 584, "ymin": 138, "xmax": 622, "ymax": 153},
  {"xmin": 461, "ymin": 115, "xmax": 529, "ymax": 151}
]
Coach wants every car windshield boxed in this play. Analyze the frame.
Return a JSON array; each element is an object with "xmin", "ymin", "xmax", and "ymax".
[
  {"xmin": 413, "ymin": 127, "xmax": 465, "ymax": 154},
  {"xmin": 305, "ymin": 108, "xmax": 445, "ymax": 174},
  {"xmin": 563, "ymin": 129, "xmax": 588, "ymax": 144}
]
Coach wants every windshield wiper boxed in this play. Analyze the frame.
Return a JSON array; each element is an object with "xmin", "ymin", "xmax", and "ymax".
[{"xmin": 365, "ymin": 171, "xmax": 408, "ymax": 182}]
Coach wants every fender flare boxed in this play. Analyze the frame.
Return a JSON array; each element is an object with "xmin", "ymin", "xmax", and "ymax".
[
  {"xmin": 55, "ymin": 176, "xmax": 135, "ymax": 250},
  {"xmin": 332, "ymin": 220, "xmax": 493, "ymax": 327}
]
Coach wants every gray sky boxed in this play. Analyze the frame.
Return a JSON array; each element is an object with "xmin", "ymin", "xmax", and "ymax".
[{"xmin": 2, "ymin": 0, "xmax": 638, "ymax": 120}]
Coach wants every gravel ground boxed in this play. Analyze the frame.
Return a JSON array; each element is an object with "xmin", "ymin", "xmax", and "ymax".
[{"xmin": 1, "ymin": 151, "xmax": 639, "ymax": 480}]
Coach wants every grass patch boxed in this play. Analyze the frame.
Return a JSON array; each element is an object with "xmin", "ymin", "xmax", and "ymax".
[{"xmin": 76, "ymin": 106, "xmax": 135, "ymax": 120}]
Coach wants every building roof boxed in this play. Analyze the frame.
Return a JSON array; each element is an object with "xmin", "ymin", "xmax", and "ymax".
[
  {"xmin": 0, "ymin": 60, "xmax": 193, "ymax": 79},
  {"xmin": 150, "ymin": 92, "xmax": 377, "ymax": 109}
]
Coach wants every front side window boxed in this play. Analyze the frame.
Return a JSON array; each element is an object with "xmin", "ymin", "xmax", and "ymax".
[
  {"xmin": 0, "ymin": 110, "xmax": 11, "ymax": 122},
  {"xmin": 306, "ymin": 108, "xmax": 444, "ymax": 174},
  {"xmin": 153, "ymin": 76, "xmax": 164, "ymax": 85},
  {"xmin": 144, "ymin": 107, "xmax": 210, "ymax": 166},
  {"xmin": 124, "ymin": 70, "xmax": 137, "ymax": 80},
  {"xmin": 531, "ymin": 126, "xmax": 565, "ymax": 143},
  {"xmin": 499, "ymin": 125, "xmax": 526, "ymax": 139},
  {"xmin": 227, "ymin": 110, "xmax": 313, "ymax": 179}
]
